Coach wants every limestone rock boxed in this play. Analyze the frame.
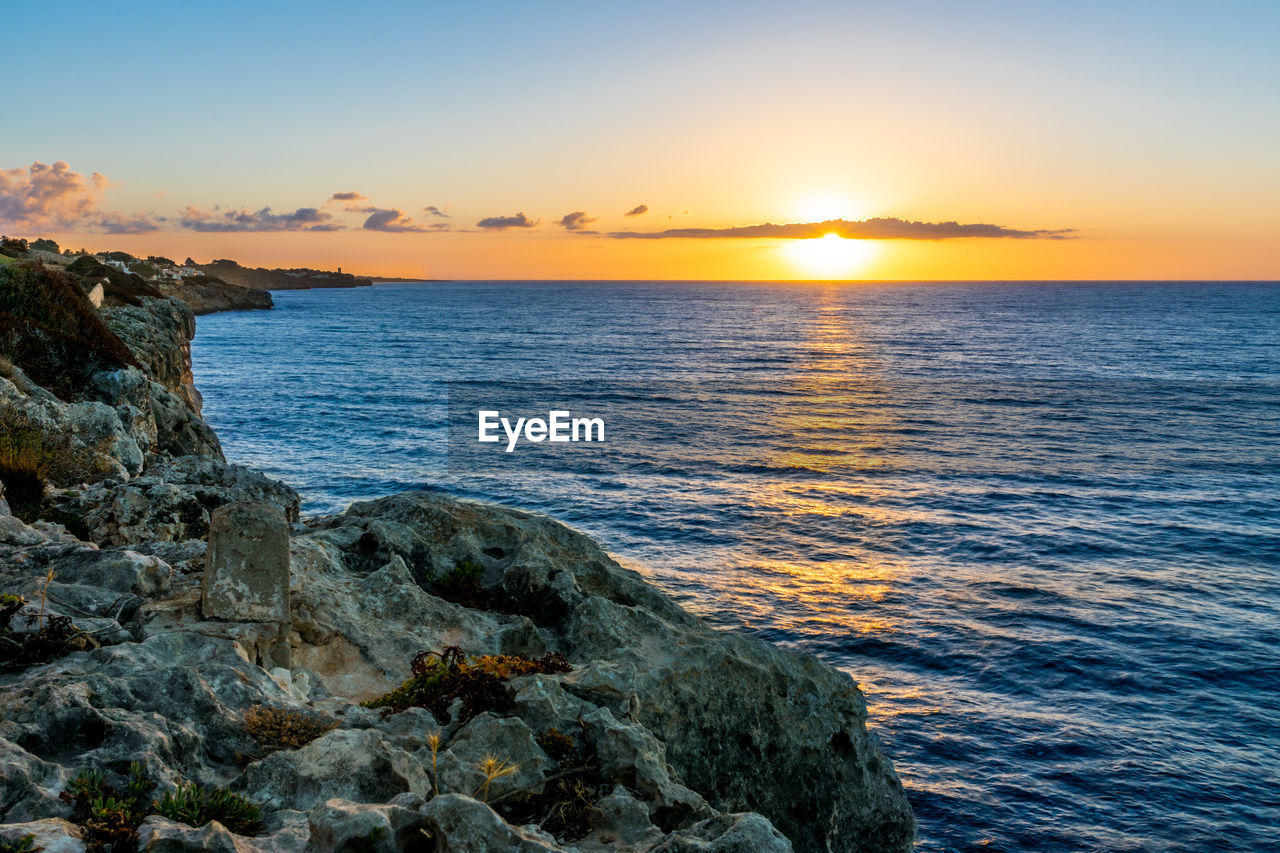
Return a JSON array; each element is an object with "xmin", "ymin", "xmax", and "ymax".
[
  {"xmin": 285, "ymin": 542, "xmax": 540, "ymax": 701},
  {"xmin": 1, "ymin": 483, "xmax": 912, "ymax": 851},
  {"xmin": 50, "ymin": 455, "xmax": 300, "ymax": 548},
  {"xmin": 422, "ymin": 794, "xmax": 564, "ymax": 852},
  {"xmin": 651, "ymin": 812, "xmax": 795, "ymax": 853},
  {"xmin": 304, "ymin": 798, "xmax": 430, "ymax": 852},
  {"xmin": 578, "ymin": 706, "xmax": 708, "ymax": 827},
  {"xmin": 148, "ymin": 380, "xmax": 223, "ymax": 458},
  {"xmin": 203, "ymin": 502, "xmax": 290, "ymax": 623},
  {"xmin": 99, "ymin": 296, "xmax": 203, "ymax": 415},
  {"xmin": 240, "ymin": 729, "xmax": 431, "ymax": 812},
  {"xmin": 0, "ymin": 818, "xmax": 85, "ymax": 853},
  {"xmin": 47, "ymin": 548, "xmax": 172, "ymax": 596},
  {"xmin": 0, "ymin": 514, "xmax": 47, "ymax": 547},
  {"xmin": 434, "ymin": 714, "xmax": 549, "ymax": 802},
  {"xmin": 301, "ymin": 492, "xmax": 915, "ymax": 852},
  {"xmin": 136, "ymin": 812, "xmax": 310, "ymax": 853},
  {"xmin": 0, "ymin": 738, "xmax": 71, "ymax": 824},
  {"xmin": 135, "ymin": 817, "xmax": 244, "ymax": 853},
  {"xmin": 577, "ymin": 786, "xmax": 665, "ymax": 851}
]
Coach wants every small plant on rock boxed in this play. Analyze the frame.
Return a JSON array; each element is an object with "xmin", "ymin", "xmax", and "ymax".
[
  {"xmin": 475, "ymin": 755, "xmax": 519, "ymax": 803},
  {"xmin": 536, "ymin": 728, "xmax": 577, "ymax": 762},
  {"xmin": 153, "ymin": 784, "xmax": 263, "ymax": 836},
  {"xmin": 432, "ymin": 559, "xmax": 501, "ymax": 609},
  {"xmin": 492, "ymin": 761, "xmax": 609, "ymax": 843},
  {"xmin": 243, "ymin": 705, "xmax": 337, "ymax": 753},
  {"xmin": 60, "ymin": 762, "xmax": 155, "ymax": 853},
  {"xmin": 0, "ymin": 588, "xmax": 94, "ymax": 673},
  {"xmin": 472, "ymin": 653, "xmax": 571, "ymax": 680},
  {"xmin": 360, "ymin": 646, "xmax": 571, "ymax": 723},
  {"xmin": 427, "ymin": 732, "xmax": 442, "ymax": 796}
]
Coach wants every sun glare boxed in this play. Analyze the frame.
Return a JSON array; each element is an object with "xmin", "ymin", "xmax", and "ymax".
[
  {"xmin": 785, "ymin": 233, "xmax": 877, "ymax": 278},
  {"xmin": 792, "ymin": 192, "xmax": 867, "ymax": 224}
]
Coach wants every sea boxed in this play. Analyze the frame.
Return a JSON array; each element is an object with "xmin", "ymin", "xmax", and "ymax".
[{"xmin": 191, "ymin": 281, "xmax": 1280, "ymax": 852}]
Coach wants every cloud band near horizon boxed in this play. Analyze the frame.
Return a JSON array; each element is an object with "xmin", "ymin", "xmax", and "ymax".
[
  {"xmin": 608, "ymin": 218, "xmax": 1076, "ymax": 240},
  {"xmin": 1, "ymin": 161, "xmax": 1076, "ymax": 243}
]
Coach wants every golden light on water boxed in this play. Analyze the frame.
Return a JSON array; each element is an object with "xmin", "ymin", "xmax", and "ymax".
[{"xmin": 785, "ymin": 233, "xmax": 878, "ymax": 278}]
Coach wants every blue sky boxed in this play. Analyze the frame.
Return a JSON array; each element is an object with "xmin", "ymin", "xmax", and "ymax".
[{"xmin": 2, "ymin": 1, "xmax": 1276, "ymax": 278}]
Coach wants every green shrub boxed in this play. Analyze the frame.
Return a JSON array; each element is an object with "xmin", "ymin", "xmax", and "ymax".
[
  {"xmin": 0, "ymin": 834, "xmax": 37, "ymax": 852},
  {"xmin": 31, "ymin": 238, "xmax": 59, "ymax": 253},
  {"xmin": 153, "ymin": 784, "xmax": 263, "ymax": 835},
  {"xmin": 64, "ymin": 256, "xmax": 164, "ymax": 306},
  {"xmin": 60, "ymin": 762, "xmax": 155, "ymax": 852},
  {"xmin": 0, "ymin": 237, "xmax": 27, "ymax": 258},
  {"xmin": 61, "ymin": 766, "xmax": 264, "ymax": 848},
  {"xmin": 127, "ymin": 261, "xmax": 158, "ymax": 281}
]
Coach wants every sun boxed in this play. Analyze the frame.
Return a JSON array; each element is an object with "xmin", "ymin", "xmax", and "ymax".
[
  {"xmin": 792, "ymin": 191, "xmax": 868, "ymax": 223},
  {"xmin": 784, "ymin": 233, "xmax": 877, "ymax": 278}
]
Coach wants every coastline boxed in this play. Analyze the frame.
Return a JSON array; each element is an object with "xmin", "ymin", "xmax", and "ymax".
[{"xmin": 0, "ymin": 262, "xmax": 915, "ymax": 850}]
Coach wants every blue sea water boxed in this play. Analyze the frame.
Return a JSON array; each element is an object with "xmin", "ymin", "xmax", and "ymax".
[{"xmin": 191, "ymin": 281, "xmax": 1280, "ymax": 852}]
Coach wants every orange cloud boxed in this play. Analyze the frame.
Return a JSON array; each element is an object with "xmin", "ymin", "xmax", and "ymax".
[{"xmin": 0, "ymin": 161, "xmax": 108, "ymax": 229}]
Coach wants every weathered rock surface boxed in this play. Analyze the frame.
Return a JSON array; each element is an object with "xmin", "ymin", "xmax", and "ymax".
[
  {"xmin": 301, "ymin": 492, "xmax": 916, "ymax": 851},
  {"xmin": 0, "ymin": 487, "xmax": 916, "ymax": 851},
  {"xmin": 99, "ymin": 295, "xmax": 205, "ymax": 415},
  {"xmin": 48, "ymin": 455, "xmax": 300, "ymax": 547},
  {"xmin": 136, "ymin": 812, "xmax": 310, "ymax": 853},
  {"xmin": 305, "ymin": 797, "xmax": 430, "ymax": 852},
  {"xmin": 423, "ymin": 794, "xmax": 562, "ymax": 852},
  {"xmin": 0, "ymin": 818, "xmax": 86, "ymax": 852},
  {"xmin": 203, "ymin": 502, "xmax": 290, "ymax": 623}
]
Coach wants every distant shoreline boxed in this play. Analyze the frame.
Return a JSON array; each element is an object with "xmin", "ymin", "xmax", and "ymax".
[{"xmin": 363, "ymin": 277, "xmax": 452, "ymax": 283}]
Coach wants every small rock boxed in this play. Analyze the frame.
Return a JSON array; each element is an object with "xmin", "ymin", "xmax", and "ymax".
[
  {"xmin": 136, "ymin": 813, "xmax": 310, "ymax": 853},
  {"xmin": 0, "ymin": 818, "xmax": 86, "ymax": 853},
  {"xmin": 650, "ymin": 812, "xmax": 794, "ymax": 853},
  {"xmin": 579, "ymin": 785, "xmax": 664, "ymax": 851},
  {"xmin": 305, "ymin": 798, "xmax": 431, "ymax": 852},
  {"xmin": 48, "ymin": 549, "xmax": 172, "ymax": 595},
  {"xmin": 240, "ymin": 729, "xmax": 430, "ymax": 812},
  {"xmin": 422, "ymin": 794, "xmax": 564, "ymax": 852}
]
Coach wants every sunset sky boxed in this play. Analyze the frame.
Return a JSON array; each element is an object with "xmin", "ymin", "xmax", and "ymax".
[{"xmin": 2, "ymin": 1, "xmax": 1276, "ymax": 280}]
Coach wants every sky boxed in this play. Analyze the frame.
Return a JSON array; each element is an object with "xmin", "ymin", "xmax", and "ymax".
[{"xmin": 2, "ymin": 1, "xmax": 1277, "ymax": 280}]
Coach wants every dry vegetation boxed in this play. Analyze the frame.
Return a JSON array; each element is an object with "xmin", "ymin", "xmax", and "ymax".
[{"xmin": 243, "ymin": 705, "xmax": 338, "ymax": 753}]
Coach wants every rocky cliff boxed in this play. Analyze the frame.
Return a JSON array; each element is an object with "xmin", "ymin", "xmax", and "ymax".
[
  {"xmin": 155, "ymin": 278, "xmax": 274, "ymax": 316},
  {"xmin": 192, "ymin": 260, "xmax": 372, "ymax": 291},
  {"xmin": 0, "ymin": 262, "xmax": 915, "ymax": 852}
]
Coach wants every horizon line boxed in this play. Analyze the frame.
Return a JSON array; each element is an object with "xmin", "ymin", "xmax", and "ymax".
[{"xmin": 369, "ymin": 278, "xmax": 1280, "ymax": 284}]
